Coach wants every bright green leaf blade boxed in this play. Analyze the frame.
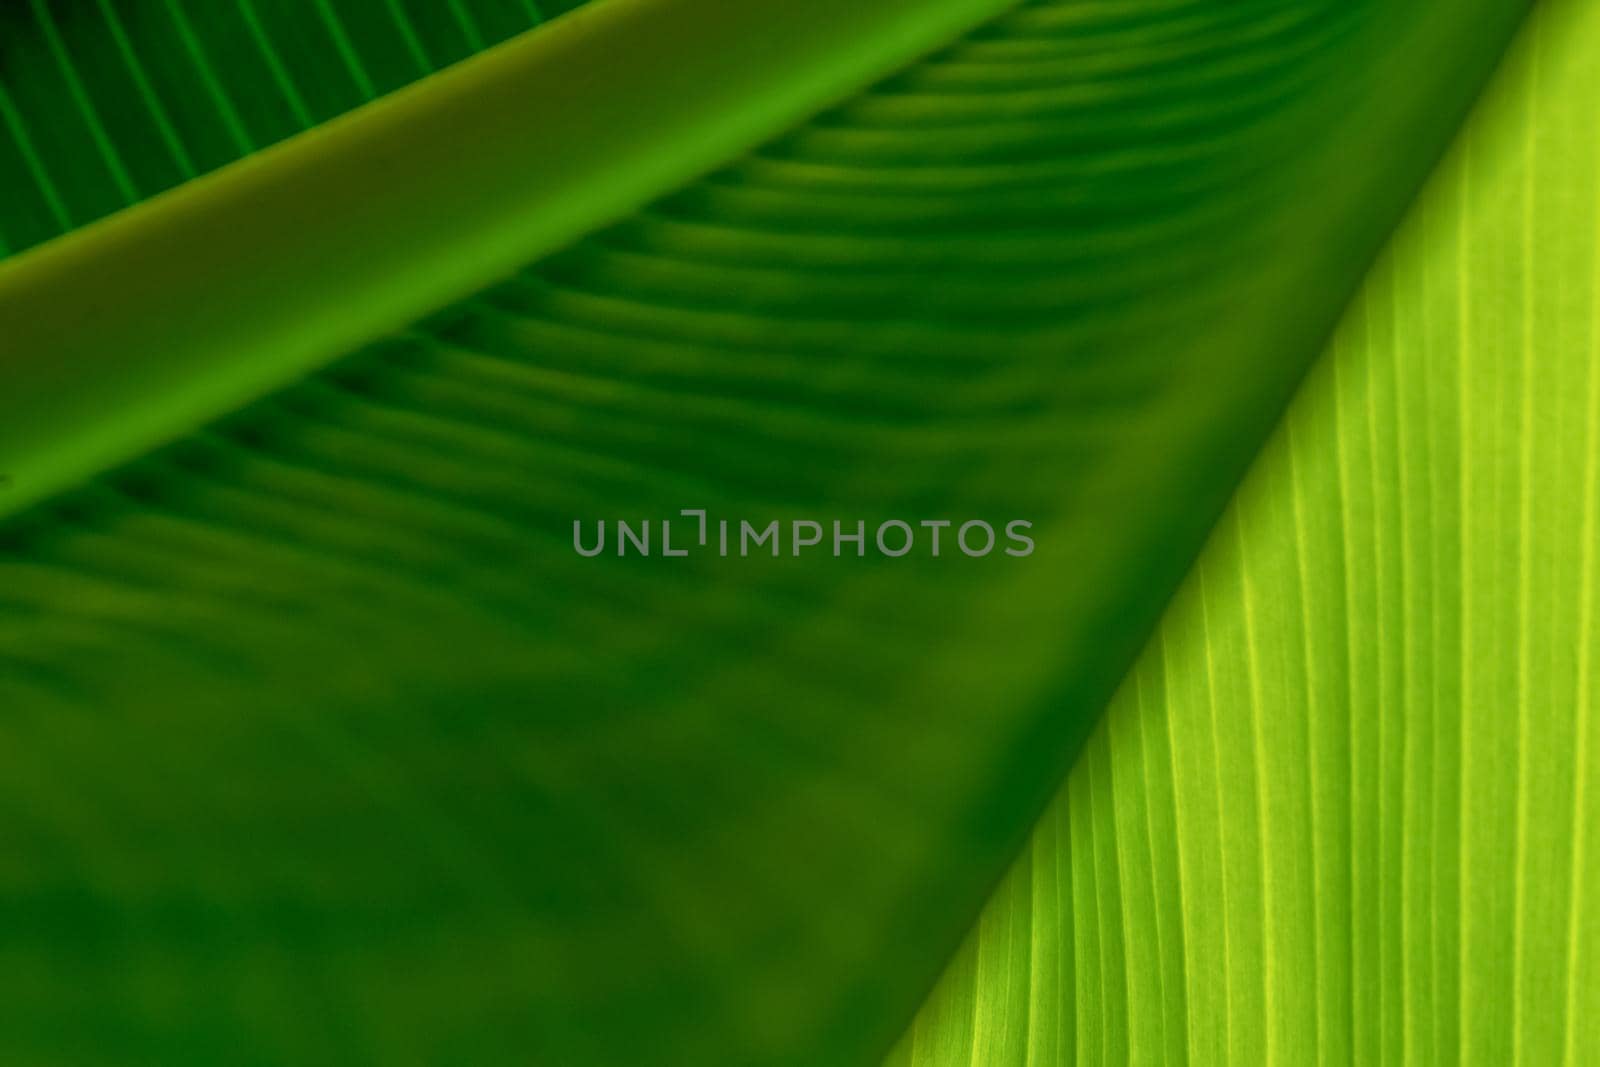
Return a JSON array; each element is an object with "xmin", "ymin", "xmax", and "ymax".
[
  {"xmin": 0, "ymin": 1, "xmax": 1530, "ymax": 1063},
  {"xmin": 891, "ymin": 3, "xmax": 1600, "ymax": 1061},
  {"xmin": 0, "ymin": 0, "xmax": 560, "ymax": 256}
]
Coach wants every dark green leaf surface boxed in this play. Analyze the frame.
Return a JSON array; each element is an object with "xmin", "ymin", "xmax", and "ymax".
[
  {"xmin": 0, "ymin": 1, "xmax": 1528, "ymax": 1063},
  {"xmin": 0, "ymin": 0, "xmax": 1017, "ymax": 519},
  {"xmin": 0, "ymin": 0, "xmax": 559, "ymax": 256}
]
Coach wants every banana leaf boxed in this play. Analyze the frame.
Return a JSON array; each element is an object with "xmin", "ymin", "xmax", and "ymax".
[
  {"xmin": 893, "ymin": 3, "xmax": 1600, "ymax": 1062},
  {"xmin": 0, "ymin": 0, "xmax": 559, "ymax": 256},
  {"xmin": 0, "ymin": 1, "xmax": 1536, "ymax": 1063}
]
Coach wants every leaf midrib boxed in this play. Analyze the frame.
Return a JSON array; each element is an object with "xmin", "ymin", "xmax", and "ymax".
[
  {"xmin": 0, "ymin": 0, "xmax": 1016, "ymax": 521},
  {"xmin": 0, "ymin": 1, "xmax": 1543, "ymax": 1061}
]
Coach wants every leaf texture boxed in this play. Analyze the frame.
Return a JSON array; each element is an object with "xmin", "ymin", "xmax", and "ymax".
[
  {"xmin": 0, "ymin": 0, "xmax": 566, "ymax": 257},
  {"xmin": 0, "ymin": 1, "xmax": 1530, "ymax": 1063},
  {"xmin": 890, "ymin": 3, "xmax": 1600, "ymax": 1062}
]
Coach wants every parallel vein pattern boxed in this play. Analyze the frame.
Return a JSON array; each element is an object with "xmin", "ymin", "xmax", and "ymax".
[
  {"xmin": 0, "ymin": 0, "xmax": 574, "ymax": 256},
  {"xmin": 0, "ymin": 0, "xmax": 1529, "ymax": 1064},
  {"xmin": 889, "ymin": 5, "xmax": 1600, "ymax": 1062}
]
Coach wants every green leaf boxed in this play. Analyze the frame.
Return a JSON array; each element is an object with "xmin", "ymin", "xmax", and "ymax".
[
  {"xmin": 0, "ymin": 0, "xmax": 558, "ymax": 257},
  {"xmin": 891, "ymin": 3, "xmax": 1600, "ymax": 1063},
  {"xmin": 0, "ymin": 1, "xmax": 1532, "ymax": 1063}
]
